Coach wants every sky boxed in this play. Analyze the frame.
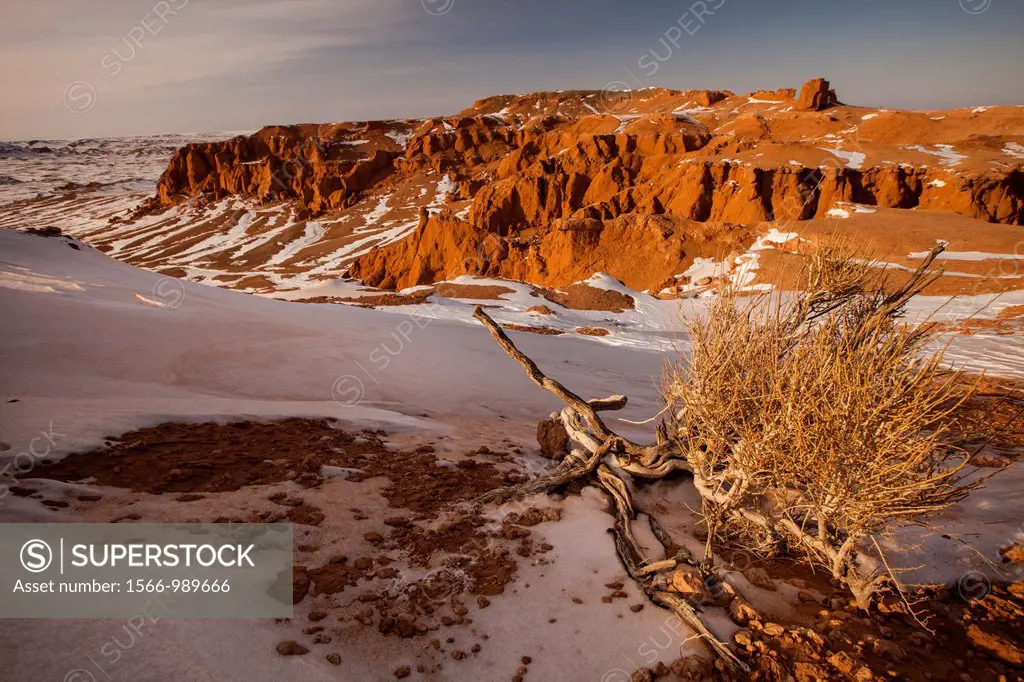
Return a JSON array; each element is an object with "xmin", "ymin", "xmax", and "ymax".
[{"xmin": 1, "ymin": 0, "xmax": 1022, "ymax": 140}]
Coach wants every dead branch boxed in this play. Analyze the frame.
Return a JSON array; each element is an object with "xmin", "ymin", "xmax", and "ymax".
[{"xmin": 473, "ymin": 306, "xmax": 745, "ymax": 670}]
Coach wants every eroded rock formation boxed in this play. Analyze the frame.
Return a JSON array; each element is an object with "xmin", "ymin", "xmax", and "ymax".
[{"xmin": 144, "ymin": 78, "xmax": 1023, "ymax": 292}]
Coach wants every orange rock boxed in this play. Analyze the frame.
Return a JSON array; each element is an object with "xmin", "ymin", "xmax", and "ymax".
[
  {"xmin": 796, "ymin": 77, "xmax": 838, "ymax": 111},
  {"xmin": 536, "ymin": 418, "xmax": 569, "ymax": 460},
  {"xmin": 966, "ymin": 624, "xmax": 1024, "ymax": 665},
  {"xmin": 669, "ymin": 565, "xmax": 707, "ymax": 598},
  {"xmin": 999, "ymin": 543, "xmax": 1024, "ymax": 564}
]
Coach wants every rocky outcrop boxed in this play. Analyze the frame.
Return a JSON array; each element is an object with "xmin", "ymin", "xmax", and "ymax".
[
  {"xmin": 143, "ymin": 80, "xmax": 1023, "ymax": 294},
  {"xmin": 155, "ymin": 125, "xmax": 401, "ymax": 214},
  {"xmin": 349, "ymin": 160, "xmax": 1021, "ymax": 291},
  {"xmin": 467, "ymin": 158, "xmax": 1022, "ymax": 234},
  {"xmin": 796, "ymin": 78, "xmax": 838, "ymax": 111},
  {"xmin": 347, "ymin": 211, "xmax": 757, "ymax": 292}
]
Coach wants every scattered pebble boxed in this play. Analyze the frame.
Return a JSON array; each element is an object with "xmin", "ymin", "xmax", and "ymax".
[{"xmin": 276, "ymin": 641, "xmax": 308, "ymax": 656}]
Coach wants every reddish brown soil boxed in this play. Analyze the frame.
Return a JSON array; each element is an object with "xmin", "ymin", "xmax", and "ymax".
[
  {"xmin": 30, "ymin": 419, "xmax": 510, "ymax": 511},
  {"xmin": 432, "ymin": 283, "xmax": 515, "ymax": 300},
  {"xmin": 502, "ymin": 323, "xmax": 564, "ymax": 335},
  {"xmin": 33, "ymin": 418, "xmax": 368, "ymax": 493},
  {"xmin": 295, "ymin": 291, "xmax": 432, "ymax": 307},
  {"xmin": 541, "ymin": 283, "xmax": 635, "ymax": 312},
  {"xmin": 295, "ymin": 283, "xmax": 514, "ymax": 308},
  {"xmin": 27, "ymin": 418, "xmax": 556, "ymax": 650}
]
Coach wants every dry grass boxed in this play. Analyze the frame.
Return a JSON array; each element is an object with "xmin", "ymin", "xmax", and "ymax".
[{"xmin": 665, "ymin": 238, "xmax": 980, "ymax": 606}]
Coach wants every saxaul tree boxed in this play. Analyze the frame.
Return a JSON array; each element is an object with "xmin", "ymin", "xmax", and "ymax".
[{"xmin": 473, "ymin": 241, "xmax": 980, "ymax": 671}]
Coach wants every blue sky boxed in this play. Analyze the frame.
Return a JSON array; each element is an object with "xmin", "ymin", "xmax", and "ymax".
[{"xmin": 1, "ymin": 0, "xmax": 1022, "ymax": 139}]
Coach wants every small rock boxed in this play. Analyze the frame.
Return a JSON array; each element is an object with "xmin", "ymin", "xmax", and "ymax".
[
  {"xmin": 872, "ymin": 638, "xmax": 906, "ymax": 662},
  {"xmin": 521, "ymin": 656, "xmax": 532, "ymax": 665},
  {"xmin": 326, "ymin": 653, "xmax": 341, "ymax": 665},
  {"xmin": 733, "ymin": 630, "xmax": 754, "ymax": 648},
  {"xmin": 742, "ymin": 566, "xmax": 776, "ymax": 591},
  {"xmin": 308, "ymin": 611, "xmax": 327, "ymax": 622},
  {"xmin": 999, "ymin": 543, "xmax": 1024, "ymax": 565},
  {"xmin": 276, "ymin": 641, "xmax": 309, "ymax": 656},
  {"xmin": 670, "ymin": 655, "xmax": 710, "ymax": 680},
  {"xmin": 828, "ymin": 651, "xmax": 858, "ymax": 675},
  {"xmin": 451, "ymin": 650, "xmax": 467, "ymax": 660},
  {"xmin": 728, "ymin": 595, "xmax": 758, "ymax": 625},
  {"xmin": 629, "ymin": 603, "xmax": 644, "ymax": 613},
  {"xmin": 668, "ymin": 566, "xmax": 707, "ymax": 599},
  {"xmin": 393, "ymin": 665, "xmax": 411, "ymax": 679},
  {"xmin": 477, "ymin": 596, "xmax": 491, "ymax": 609},
  {"xmin": 797, "ymin": 590, "xmax": 819, "ymax": 604},
  {"xmin": 536, "ymin": 418, "xmax": 570, "ymax": 459},
  {"xmin": 971, "ymin": 453, "xmax": 1011, "ymax": 468},
  {"xmin": 794, "ymin": 662, "xmax": 833, "ymax": 680},
  {"xmin": 966, "ymin": 624, "xmax": 1024, "ymax": 665}
]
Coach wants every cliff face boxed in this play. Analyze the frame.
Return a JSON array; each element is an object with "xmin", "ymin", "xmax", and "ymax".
[
  {"xmin": 466, "ymin": 153, "xmax": 1022, "ymax": 232},
  {"xmin": 146, "ymin": 79, "xmax": 1024, "ymax": 293},
  {"xmin": 154, "ymin": 124, "xmax": 401, "ymax": 213},
  {"xmin": 346, "ymin": 164, "xmax": 1022, "ymax": 292},
  {"xmin": 345, "ymin": 212, "xmax": 758, "ymax": 292}
]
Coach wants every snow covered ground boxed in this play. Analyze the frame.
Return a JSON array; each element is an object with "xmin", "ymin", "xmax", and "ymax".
[
  {"xmin": 1, "ymin": 231, "xmax": 1022, "ymax": 680},
  {"xmin": 0, "ymin": 133, "xmax": 244, "ymax": 207},
  {"xmin": 0, "ymin": 230, "xmax": 695, "ymax": 681}
]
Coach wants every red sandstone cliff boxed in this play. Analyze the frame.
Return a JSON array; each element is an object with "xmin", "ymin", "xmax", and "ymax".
[{"xmin": 146, "ymin": 78, "xmax": 1024, "ymax": 292}]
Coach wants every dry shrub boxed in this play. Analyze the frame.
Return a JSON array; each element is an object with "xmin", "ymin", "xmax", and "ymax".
[{"xmin": 666, "ymin": 238, "xmax": 979, "ymax": 606}]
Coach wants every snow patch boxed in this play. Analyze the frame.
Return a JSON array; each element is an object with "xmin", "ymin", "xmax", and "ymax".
[
  {"xmin": 819, "ymin": 147, "xmax": 866, "ymax": 170},
  {"xmin": 1003, "ymin": 142, "xmax": 1024, "ymax": 160},
  {"xmin": 904, "ymin": 144, "xmax": 967, "ymax": 167}
]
